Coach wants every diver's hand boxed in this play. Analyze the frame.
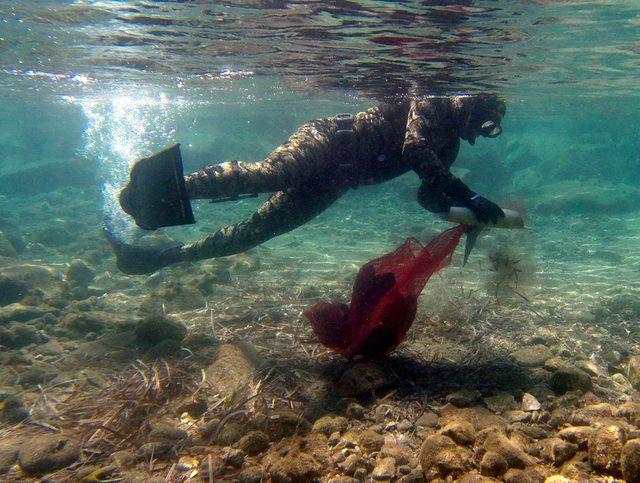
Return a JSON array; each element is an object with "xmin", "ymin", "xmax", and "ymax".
[{"xmin": 466, "ymin": 195, "xmax": 505, "ymax": 224}]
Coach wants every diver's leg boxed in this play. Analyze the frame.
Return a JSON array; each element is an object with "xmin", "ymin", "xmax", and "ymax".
[
  {"xmin": 185, "ymin": 117, "xmax": 338, "ymax": 199},
  {"xmin": 107, "ymin": 181, "xmax": 349, "ymax": 274},
  {"xmin": 181, "ymin": 182, "xmax": 349, "ymax": 261},
  {"xmin": 120, "ymin": 117, "xmax": 339, "ymax": 229}
]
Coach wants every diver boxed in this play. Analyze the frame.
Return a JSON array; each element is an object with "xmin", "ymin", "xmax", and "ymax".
[{"xmin": 107, "ymin": 94, "xmax": 506, "ymax": 274}]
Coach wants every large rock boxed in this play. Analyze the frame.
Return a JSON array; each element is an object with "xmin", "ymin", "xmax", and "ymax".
[
  {"xmin": 337, "ymin": 362, "xmax": 398, "ymax": 397},
  {"xmin": 0, "ymin": 275, "xmax": 30, "ymax": 306},
  {"xmin": 535, "ymin": 182, "xmax": 640, "ymax": 215},
  {"xmin": 482, "ymin": 428, "xmax": 535, "ymax": 469},
  {"xmin": 419, "ymin": 434, "xmax": 473, "ymax": 479},
  {"xmin": 358, "ymin": 429, "xmax": 385, "ymax": 453},
  {"xmin": 480, "ymin": 451, "xmax": 508, "ymax": 478},
  {"xmin": 0, "ymin": 445, "xmax": 18, "ymax": 473},
  {"xmin": 65, "ymin": 259, "xmax": 95, "ymax": 287},
  {"xmin": 0, "ymin": 159, "xmax": 95, "ymax": 197},
  {"xmin": 549, "ymin": 366, "xmax": 592, "ymax": 394},
  {"xmin": 626, "ymin": 355, "xmax": 640, "ymax": 389},
  {"xmin": 0, "ymin": 264, "xmax": 62, "ymax": 294},
  {"xmin": 204, "ymin": 343, "xmax": 259, "ymax": 400},
  {"xmin": 0, "ymin": 322, "xmax": 45, "ymax": 349},
  {"xmin": 621, "ymin": 439, "xmax": 640, "ymax": 483},
  {"xmin": 0, "ymin": 231, "xmax": 17, "ymax": 257},
  {"xmin": 0, "ymin": 218, "xmax": 25, "ymax": 253},
  {"xmin": 0, "ymin": 303, "xmax": 57, "ymax": 324},
  {"xmin": 234, "ymin": 430, "xmax": 270, "ymax": 456},
  {"xmin": 263, "ymin": 433, "xmax": 329, "ymax": 482},
  {"xmin": 18, "ymin": 435, "xmax": 81, "ymax": 475},
  {"xmin": 311, "ymin": 415, "xmax": 348, "ymax": 436},
  {"xmin": 510, "ymin": 345, "xmax": 553, "ymax": 367},
  {"xmin": 587, "ymin": 424, "xmax": 625, "ymax": 473},
  {"xmin": 134, "ymin": 315, "xmax": 187, "ymax": 346}
]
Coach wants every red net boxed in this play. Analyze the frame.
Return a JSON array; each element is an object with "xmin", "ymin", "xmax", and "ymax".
[{"xmin": 304, "ymin": 225, "xmax": 464, "ymax": 358}]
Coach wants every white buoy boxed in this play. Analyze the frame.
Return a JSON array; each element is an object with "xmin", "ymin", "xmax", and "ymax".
[{"xmin": 443, "ymin": 206, "xmax": 525, "ymax": 229}]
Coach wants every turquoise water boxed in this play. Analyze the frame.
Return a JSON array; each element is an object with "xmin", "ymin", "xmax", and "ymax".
[{"xmin": 1, "ymin": 1, "xmax": 640, "ymax": 481}]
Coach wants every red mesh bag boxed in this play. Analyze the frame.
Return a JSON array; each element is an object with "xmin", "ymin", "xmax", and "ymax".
[{"xmin": 304, "ymin": 225, "xmax": 464, "ymax": 358}]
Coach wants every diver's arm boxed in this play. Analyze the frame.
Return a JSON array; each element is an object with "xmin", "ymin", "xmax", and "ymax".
[
  {"xmin": 401, "ymin": 100, "xmax": 473, "ymax": 212},
  {"xmin": 402, "ymin": 100, "xmax": 503, "ymax": 223}
]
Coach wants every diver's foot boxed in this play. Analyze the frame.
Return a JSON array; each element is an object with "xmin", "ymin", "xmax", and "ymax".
[
  {"xmin": 104, "ymin": 227, "xmax": 184, "ymax": 275},
  {"xmin": 119, "ymin": 144, "xmax": 196, "ymax": 230}
]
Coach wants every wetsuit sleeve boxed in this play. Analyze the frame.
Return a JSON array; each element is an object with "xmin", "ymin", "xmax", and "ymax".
[{"xmin": 401, "ymin": 100, "xmax": 475, "ymax": 213}]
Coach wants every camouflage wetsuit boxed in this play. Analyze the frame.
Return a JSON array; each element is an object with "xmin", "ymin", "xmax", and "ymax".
[{"xmin": 112, "ymin": 94, "xmax": 506, "ymax": 273}]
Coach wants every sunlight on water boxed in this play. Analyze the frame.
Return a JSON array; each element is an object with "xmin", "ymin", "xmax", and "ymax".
[{"xmin": 74, "ymin": 91, "xmax": 187, "ymax": 239}]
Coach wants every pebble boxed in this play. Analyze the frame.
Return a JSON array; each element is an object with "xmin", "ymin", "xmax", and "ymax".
[
  {"xmin": 416, "ymin": 411, "xmax": 439, "ymax": 429},
  {"xmin": 148, "ymin": 421, "xmax": 187, "ymax": 443},
  {"xmin": 441, "ymin": 421, "xmax": 476, "ymax": 445},
  {"xmin": 621, "ymin": 439, "xmax": 640, "ymax": 483},
  {"xmin": 353, "ymin": 467, "xmax": 368, "ymax": 480},
  {"xmin": 140, "ymin": 442, "xmax": 173, "ymax": 459},
  {"xmin": 506, "ymin": 410, "xmax": 531, "ymax": 423},
  {"xmin": 384, "ymin": 421, "xmax": 397, "ymax": 431},
  {"xmin": 372, "ymin": 456, "xmax": 396, "ymax": 480},
  {"xmin": 18, "ymin": 435, "xmax": 81, "ymax": 475},
  {"xmin": 587, "ymin": 424, "xmax": 625, "ymax": 472},
  {"xmin": 398, "ymin": 467, "xmax": 426, "ymax": 482},
  {"xmin": 0, "ymin": 393, "xmax": 28, "ymax": 423},
  {"xmin": 544, "ymin": 476, "xmax": 569, "ymax": 483},
  {"xmin": 375, "ymin": 404, "xmax": 392, "ymax": 421},
  {"xmin": 358, "ymin": 429, "xmax": 385, "ymax": 453},
  {"xmin": 397, "ymin": 419, "xmax": 413, "ymax": 432},
  {"xmin": 612, "ymin": 372, "xmax": 632, "ymax": 389},
  {"xmin": 380, "ymin": 443, "xmax": 412, "ymax": 466},
  {"xmin": 484, "ymin": 392, "xmax": 517, "ymax": 413},
  {"xmin": 557, "ymin": 426, "xmax": 593, "ymax": 449},
  {"xmin": 549, "ymin": 366, "xmax": 593, "ymax": 394},
  {"xmin": 328, "ymin": 431, "xmax": 342, "ymax": 446},
  {"xmin": 329, "ymin": 477, "xmax": 360, "ymax": 483},
  {"xmin": 259, "ymin": 409, "xmax": 311, "ymax": 440},
  {"xmin": 522, "ymin": 393, "xmax": 541, "ymax": 412},
  {"xmin": 110, "ymin": 449, "xmax": 138, "ymax": 467},
  {"xmin": 340, "ymin": 454, "xmax": 367, "ymax": 476},
  {"xmin": 223, "ymin": 447, "xmax": 245, "ymax": 468},
  {"xmin": 235, "ymin": 465, "xmax": 264, "ymax": 483},
  {"xmin": 346, "ymin": 402, "xmax": 365, "ymax": 419},
  {"xmin": 503, "ymin": 467, "xmax": 547, "ymax": 483},
  {"xmin": 575, "ymin": 360, "xmax": 601, "ymax": 377},
  {"xmin": 446, "ymin": 389, "xmax": 481, "ymax": 407}
]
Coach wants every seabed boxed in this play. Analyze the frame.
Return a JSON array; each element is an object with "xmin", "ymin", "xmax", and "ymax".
[{"xmin": 0, "ymin": 174, "xmax": 639, "ymax": 482}]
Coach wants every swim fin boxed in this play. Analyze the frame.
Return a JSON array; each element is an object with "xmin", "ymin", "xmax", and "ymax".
[
  {"xmin": 103, "ymin": 225, "xmax": 184, "ymax": 274},
  {"xmin": 119, "ymin": 144, "xmax": 195, "ymax": 230}
]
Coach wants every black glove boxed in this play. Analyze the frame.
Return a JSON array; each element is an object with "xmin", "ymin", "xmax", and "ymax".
[{"xmin": 466, "ymin": 194, "xmax": 505, "ymax": 224}]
